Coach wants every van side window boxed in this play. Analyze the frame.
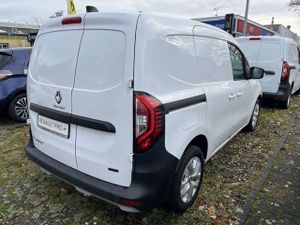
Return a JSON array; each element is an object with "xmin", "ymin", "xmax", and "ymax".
[
  {"xmin": 289, "ymin": 45, "xmax": 299, "ymax": 64},
  {"xmin": 193, "ymin": 37, "xmax": 232, "ymax": 82},
  {"xmin": 228, "ymin": 44, "xmax": 245, "ymax": 80},
  {"xmin": 297, "ymin": 47, "xmax": 300, "ymax": 64},
  {"xmin": 0, "ymin": 52, "xmax": 12, "ymax": 68}
]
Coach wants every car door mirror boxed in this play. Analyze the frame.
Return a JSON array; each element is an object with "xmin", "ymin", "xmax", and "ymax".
[
  {"xmin": 0, "ymin": 70, "xmax": 13, "ymax": 80},
  {"xmin": 250, "ymin": 67, "xmax": 264, "ymax": 79}
]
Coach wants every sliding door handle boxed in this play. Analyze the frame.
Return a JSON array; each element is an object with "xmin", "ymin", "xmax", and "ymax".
[{"xmin": 229, "ymin": 94, "xmax": 236, "ymax": 100}]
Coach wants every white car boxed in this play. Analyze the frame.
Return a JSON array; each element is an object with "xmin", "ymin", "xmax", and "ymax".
[
  {"xmin": 236, "ymin": 36, "xmax": 300, "ymax": 108},
  {"xmin": 25, "ymin": 12, "xmax": 264, "ymax": 213}
]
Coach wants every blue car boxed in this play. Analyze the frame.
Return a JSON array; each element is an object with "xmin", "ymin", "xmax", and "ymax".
[{"xmin": 0, "ymin": 48, "xmax": 32, "ymax": 122}]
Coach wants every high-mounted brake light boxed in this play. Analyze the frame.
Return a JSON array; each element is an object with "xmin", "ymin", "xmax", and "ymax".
[
  {"xmin": 281, "ymin": 61, "xmax": 290, "ymax": 81},
  {"xmin": 62, "ymin": 17, "xmax": 82, "ymax": 25},
  {"xmin": 134, "ymin": 92, "xmax": 163, "ymax": 152},
  {"xmin": 249, "ymin": 37, "xmax": 261, "ymax": 40}
]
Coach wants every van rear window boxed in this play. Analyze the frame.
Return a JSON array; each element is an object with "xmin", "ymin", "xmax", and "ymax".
[
  {"xmin": 0, "ymin": 53, "xmax": 12, "ymax": 68},
  {"xmin": 74, "ymin": 30, "xmax": 126, "ymax": 91},
  {"xmin": 29, "ymin": 30, "xmax": 83, "ymax": 87}
]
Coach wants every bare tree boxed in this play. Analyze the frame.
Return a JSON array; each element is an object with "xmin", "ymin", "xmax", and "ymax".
[
  {"xmin": 33, "ymin": 16, "xmax": 44, "ymax": 28},
  {"xmin": 290, "ymin": 0, "xmax": 300, "ymax": 6},
  {"xmin": 289, "ymin": 0, "xmax": 300, "ymax": 11}
]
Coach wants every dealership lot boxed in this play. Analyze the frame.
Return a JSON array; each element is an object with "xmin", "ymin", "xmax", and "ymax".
[{"xmin": 0, "ymin": 96, "xmax": 299, "ymax": 225}]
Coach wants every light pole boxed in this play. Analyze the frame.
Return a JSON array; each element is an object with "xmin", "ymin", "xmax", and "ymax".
[{"xmin": 243, "ymin": 0, "xmax": 250, "ymax": 36}]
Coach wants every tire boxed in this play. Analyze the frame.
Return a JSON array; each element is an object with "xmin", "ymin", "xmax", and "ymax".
[
  {"xmin": 167, "ymin": 145, "xmax": 204, "ymax": 213},
  {"xmin": 8, "ymin": 93, "xmax": 28, "ymax": 123},
  {"xmin": 244, "ymin": 99, "xmax": 261, "ymax": 132},
  {"xmin": 280, "ymin": 93, "xmax": 291, "ymax": 109}
]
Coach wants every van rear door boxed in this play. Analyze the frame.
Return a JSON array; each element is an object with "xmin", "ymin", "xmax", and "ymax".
[
  {"xmin": 28, "ymin": 17, "xmax": 84, "ymax": 169},
  {"xmin": 256, "ymin": 40, "xmax": 283, "ymax": 93},
  {"xmin": 238, "ymin": 39, "xmax": 283, "ymax": 93},
  {"xmin": 72, "ymin": 13, "xmax": 139, "ymax": 187}
]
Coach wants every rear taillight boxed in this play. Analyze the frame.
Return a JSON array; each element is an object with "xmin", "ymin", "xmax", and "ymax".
[
  {"xmin": 134, "ymin": 92, "xmax": 163, "ymax": 152},
  {"xmin": 62, "ymin": 17, "xmax": 82, "ymax": 25},
  {"xmin": 281, "ymin": 61, "xmax": 290, "ymax": 81}
]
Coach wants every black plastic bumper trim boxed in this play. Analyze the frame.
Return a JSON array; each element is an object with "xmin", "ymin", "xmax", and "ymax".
[
  {"xmin": 30, "ymin": 103, "xmax": 116, "ymax": 133},
  {"xmin": 25, "ymin": 131, "xmax": 179, "ymax": 211},
  {"xmin": 263, "ymin": 80, "xmax": 291, "ymax": 102},
  {"xmin": 164, "ymin": 94, "xmax": 206, "ymax": 114}
]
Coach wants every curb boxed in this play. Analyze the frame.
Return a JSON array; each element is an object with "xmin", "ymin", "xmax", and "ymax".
[{"xmin": 239, "ymin": 106, "xmax": 300, "ymax": 224}]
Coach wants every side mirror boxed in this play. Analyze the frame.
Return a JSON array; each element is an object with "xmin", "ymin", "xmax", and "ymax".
[
  {"xmin": 289, "ymin": 64, "xmax": 296, "ymax": 70},
  {"xmin": 0, "ymin": 70, "xmax": 13, "ymax": 80},
  {"xmin": 264, "ymin": 70, "xmax": 275, "ymax": 75},
  {"xmin": 250, "ymin": 67, "xmax": 264, "ymax": 79}
]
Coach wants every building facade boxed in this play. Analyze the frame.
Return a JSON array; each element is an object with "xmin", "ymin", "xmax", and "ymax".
[
  {"xmin": 194, "ymin": 14, "xmax": 300, "ymax": 45},
  {"xmin": 194, "ymin": 14, "xmax": 275, "ymax": 37},
  {"xmin": 265, "ymin": 24, "xmax": 300, "ymax": 44},
  {"xmin": 0, "ymin": 21, "xmax": 39, "ymax": 48}
]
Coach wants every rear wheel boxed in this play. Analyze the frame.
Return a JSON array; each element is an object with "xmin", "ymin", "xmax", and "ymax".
[
  {"xmin": 244, "ymin": 99, "xmax": 261, "ymax": 132},
  {"xmin": 8, "ymin": 93, "xmax": 28, "ymax": 123},
  {"xmin": 280, "ymin": 93, "xmax": 291, "ymax": 109},
  {"xmin": 167, "ymin": 145, "xmax": 204, "ymax": 213}
]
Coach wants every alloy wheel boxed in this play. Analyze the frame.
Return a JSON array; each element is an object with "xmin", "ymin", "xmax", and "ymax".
[
  {"xmin": 15, "ymin": 97, "xmax": 28, "ymax": 120},
  {"xmin": 251, "ymin": 102, "xmax": 260, "ymax": 128},
  {"xmin": 180, "ymin": 156, "xmax": 202, "ymax": 204}
]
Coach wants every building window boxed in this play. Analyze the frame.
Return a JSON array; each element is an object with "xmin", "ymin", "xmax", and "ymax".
[{"xmin": 0, "ymin": 43, "xmax": 9, "ymax": 49}]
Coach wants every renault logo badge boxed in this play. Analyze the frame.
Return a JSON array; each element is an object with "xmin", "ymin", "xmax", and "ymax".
[{"xmin": 55, "ymin": 91, "xmax": 62, "ymax": 104}]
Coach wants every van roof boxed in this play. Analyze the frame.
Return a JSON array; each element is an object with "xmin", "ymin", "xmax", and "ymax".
[
  {"xmin": 236, "ymin": 35, "xmax": 297, "ymax": 45},
  {"xmin": 40, "ymin": 11, "xmax": 234, "ymax": 42}
]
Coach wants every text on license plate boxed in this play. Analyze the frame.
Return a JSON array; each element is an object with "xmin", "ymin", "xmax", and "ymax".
[{"xmin": 37, "ymin": 115, "xmax": 69, "ymax": 138}]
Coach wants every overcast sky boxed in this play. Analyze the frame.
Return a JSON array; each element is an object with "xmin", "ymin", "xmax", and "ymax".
[{"xmin": 0, "ymin": 0, "xmax": 299, "ymax": 34}]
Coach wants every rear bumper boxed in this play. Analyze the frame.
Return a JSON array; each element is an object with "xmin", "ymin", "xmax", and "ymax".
[
  {"xmin": 25, "ymin": 131, "xmax": 178, "ymax": 211},
  {"xmin": 263, "ymin": 81, "xmax": 291, "ymax": 102}
]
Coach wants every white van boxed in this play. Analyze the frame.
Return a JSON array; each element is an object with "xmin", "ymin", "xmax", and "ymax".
[
  {"xmin": 25, "ymin": 12, "xmax": 264, "ymax": 213},
  {"xmin": 236, "ymin": 36, "xmax": 300, "ymax": 108}
]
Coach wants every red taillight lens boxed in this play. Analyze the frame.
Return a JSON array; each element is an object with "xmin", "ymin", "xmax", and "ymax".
[
  {"xmin": 62, "ymin": 17, "xmax": 82, "ymax": 25},
  {"xmin": 281, "ymin": 61, "xmax": 290, "ymax": 81},
  {"xmin": 134, "ymin": 92, "xmax": 163, "ymax": 152},
  {"xmin": 120, "ymin": 199, "xmax": 142, "ymax": 207}
]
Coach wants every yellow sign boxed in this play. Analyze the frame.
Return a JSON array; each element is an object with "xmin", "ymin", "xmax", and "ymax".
[{"xmin": 67, "ymin": 0, "xmax": 77, "ymax": 14}]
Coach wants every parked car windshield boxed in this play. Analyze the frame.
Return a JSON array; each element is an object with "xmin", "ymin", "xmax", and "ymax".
[{"xmin": 0, "ymin": 52, "xmax": 12, "ymax": 68}]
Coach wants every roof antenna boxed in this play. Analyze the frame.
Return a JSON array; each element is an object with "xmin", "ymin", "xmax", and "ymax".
[{"xmin": 86, "ymin": 5, "xmax": 99, "ymax": 13}]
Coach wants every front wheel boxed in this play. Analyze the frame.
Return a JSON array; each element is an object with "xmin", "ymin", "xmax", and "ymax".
[
  {"xmin": 167, "ymin": 145, "xmax": 204, "ymax": 213},
  {"xmin": 8, "ymin": 93, "xmax": 28, "ymax": 123},
  {"xmin": 244, "ymin": 99, "xmax": 261, "ymax": 132}
]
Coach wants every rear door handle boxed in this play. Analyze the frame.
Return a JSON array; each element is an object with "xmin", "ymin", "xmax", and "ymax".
[
  {"xmin": 229, "ymin": 93, "xmax": 236, "ymax": 100},
  {"xmin": 237, "ymin": 91, "xmax": 243, "ymax": 97}
]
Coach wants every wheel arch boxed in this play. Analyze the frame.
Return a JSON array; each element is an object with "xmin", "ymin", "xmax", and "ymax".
[
  {"xmin": 258, "ymin": 94, "xmax": 262, "ymax": 103},
  {"xmin": 8, "ymin": 88, "xmax": 26, "ymax": 105},
  {"xmin": 180, "ymin": 134, "xmax": 208, "ymax": 162},
  {"xmin": 174, "ymin": 134, "xmax": 208, "ymax": 175}
]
